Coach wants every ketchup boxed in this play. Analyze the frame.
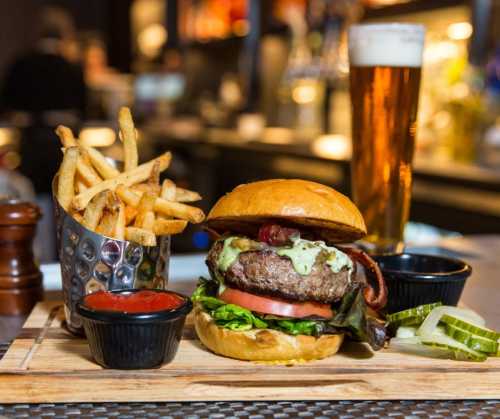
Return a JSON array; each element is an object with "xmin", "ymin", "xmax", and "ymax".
[{"xmin": 84, "ymin": 290, "xmax": 184, "ymax": 313}]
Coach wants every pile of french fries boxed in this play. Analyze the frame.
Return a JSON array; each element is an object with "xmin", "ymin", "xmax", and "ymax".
[{"xmin": 55, "ymin": 107, "xmax": 205, "ymax": 246}]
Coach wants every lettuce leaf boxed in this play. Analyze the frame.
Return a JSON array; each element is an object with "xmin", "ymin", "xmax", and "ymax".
[
  {"xmin": 271, "ymin": 319, "xmax": 322, "ymax": 336},
  {"xmin": 191, "ymin": 277, "xmax": 386, "ymax": 349},
  {"xmin": 192, "ymin": 279, "xmax": 268, "ymax": 331},
  {"xmin": 212, "ymin": 304, "xmax": 268, "ymax": 330},
  {"xmin": 192, "ymin": 278, "xmax": 325, "ymax": 336},
  {"xmin": 327, "ymin": 286, "xmax": 387, "ymax": 350}
]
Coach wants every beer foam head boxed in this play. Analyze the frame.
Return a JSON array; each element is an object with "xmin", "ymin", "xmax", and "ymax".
[{"xmin": 349, "ymin": 24, "xmax": 425, "ymax": 68}]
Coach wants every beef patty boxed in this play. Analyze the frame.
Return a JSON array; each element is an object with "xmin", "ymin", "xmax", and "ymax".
[{"xmin": 206, "ymin": 241, "xmax": 353, "ymax": 303}]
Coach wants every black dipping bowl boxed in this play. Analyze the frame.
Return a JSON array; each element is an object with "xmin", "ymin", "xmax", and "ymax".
[
  {"xmin": 77, "ymin": 289, "xmax": 192, "ymax": 369},
  {"xmin": 373, "ymin": 253, "xmax": 472, "ymax": 314}
]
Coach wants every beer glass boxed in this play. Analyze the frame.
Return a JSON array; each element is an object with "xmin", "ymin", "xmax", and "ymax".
[{"xmin": 348, "ymin": 24, "xmax": 425, "ymax": 254}]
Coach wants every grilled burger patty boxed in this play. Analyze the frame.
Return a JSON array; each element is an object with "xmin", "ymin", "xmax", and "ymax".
[{"xmin": 206, "ymin": 241, "xmax": 353, "ymax": 303}]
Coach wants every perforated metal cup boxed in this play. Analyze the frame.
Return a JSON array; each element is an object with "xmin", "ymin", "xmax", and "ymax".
[{"xmin": 53, "ymin": 179, "xmax": 170, "ymax": 334}]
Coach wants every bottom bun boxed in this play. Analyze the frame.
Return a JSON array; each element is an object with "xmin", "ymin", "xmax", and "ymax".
[{"xmin": 193, "ymin": 305, "xmax": 344, "ymax": 362}]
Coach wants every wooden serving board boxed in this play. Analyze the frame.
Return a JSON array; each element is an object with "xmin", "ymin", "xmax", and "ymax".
[{"xmin": 1, "ymin": 301, "xmax": 500, "ymax": 403}]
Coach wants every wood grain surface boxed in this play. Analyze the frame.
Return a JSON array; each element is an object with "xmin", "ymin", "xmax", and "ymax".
[{"xmin": 0, "ymin": 301, "xmax": 499, "ymax": 403}]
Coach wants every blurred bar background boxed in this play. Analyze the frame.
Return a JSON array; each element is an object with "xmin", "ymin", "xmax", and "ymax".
[{"xmin": 0, "ymin": 0, "xmax": 498, "ymax": 261}]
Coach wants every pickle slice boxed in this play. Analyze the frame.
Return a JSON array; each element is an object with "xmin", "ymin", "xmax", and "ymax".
[
  {"xmin": 441, "ymin": 314, "xmax": 500, "ymax": 342},
  {"xmin": 420, "ymin": 334, "xmax": 488, "ymax": 362},
  {"xmin": 386, "ymin": 302, "xmax": 442, "ymax": 328},
  {"xmin": 445, "ymin": 323, "xmax": 499, "ymax": 354}
]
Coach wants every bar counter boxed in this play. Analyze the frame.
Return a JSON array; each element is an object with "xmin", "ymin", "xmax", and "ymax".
[{"xmin": 144, "ymin": 125, "xmax": 500, "ymax": 235}]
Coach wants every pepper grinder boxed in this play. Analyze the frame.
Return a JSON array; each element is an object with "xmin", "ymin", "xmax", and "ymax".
[{"xmin": 0, "ymin": 199, "xmax": 43, "ymax": 315}]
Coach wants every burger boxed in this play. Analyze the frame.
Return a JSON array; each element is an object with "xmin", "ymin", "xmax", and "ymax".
[{"xmin": 192, "ymin": 179, "xmax": 387, "ymax": 362}]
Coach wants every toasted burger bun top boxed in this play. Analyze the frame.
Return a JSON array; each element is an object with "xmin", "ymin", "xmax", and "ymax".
[
  {"xmin": 193, "ymin": 305, "xmax": 344, "ymax": 362},
  {"xmin": 206, "ymin": 179, "xmax": 366, "ymax": 243}
]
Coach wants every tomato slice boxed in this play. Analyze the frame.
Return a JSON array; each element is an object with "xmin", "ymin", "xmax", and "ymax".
[{"xmin": 218, "ymin": 287, "xmax": 333, "ymax": 319}]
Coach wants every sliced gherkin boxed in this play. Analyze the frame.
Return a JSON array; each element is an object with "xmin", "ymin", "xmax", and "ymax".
[
  {"xmin": 386, "ymin": 302, "xmax": 442, "ymax": 328},
  {"xmin": 420, "ymin": 334, "xmax": 488, "ymax": 362},
  {"xmin": 440, "ymin": 314, "xmax": 500, "ymax": 342},
  {"xmin": 444, "ymin": 323, "xmax": 499, "ymax": 354}
]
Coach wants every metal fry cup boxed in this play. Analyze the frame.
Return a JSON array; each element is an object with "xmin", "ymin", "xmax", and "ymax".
[{"xmin": 52, "ymin": 178, "xmax": 170, "ymax": 334}]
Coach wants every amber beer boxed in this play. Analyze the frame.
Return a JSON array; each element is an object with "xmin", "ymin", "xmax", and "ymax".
[{"xmin": 349, "ymin": 24, "xmax": 425, "ymax": 254}]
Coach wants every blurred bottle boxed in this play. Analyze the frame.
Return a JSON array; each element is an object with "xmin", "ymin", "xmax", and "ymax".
[
  {"xmin": 278, "ymin": 6, "xmax": 325, "ymax": 142},
  {"xmin": 0, "ymin": 127, "xmax": 54, "ymax": 263},
  {"xmin": 0, "ymin": 127, "xmax": 34, "ymax": 202},
  {"xmin": 479, "ymin": 47, "xmax": 500, "ymax": 167},
  {"xmin": 319, "ymin": 0, "xmax": 362, "ymax": 136},
  {"xmin": 443, "ymin": 63, "xmax": 486, "ymax": 163}
]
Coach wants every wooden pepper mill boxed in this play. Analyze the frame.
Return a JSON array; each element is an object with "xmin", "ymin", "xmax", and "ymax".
[{"xmin": 0, "ymin": 199, "xmax": 43, "ymax": 315}]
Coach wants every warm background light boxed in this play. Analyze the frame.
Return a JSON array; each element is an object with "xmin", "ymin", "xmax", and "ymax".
[
  {"xmin": 232, "ymin": 19, "xmax": 249, "ymax": 36},
  {"xmin": 261, "ymin": 127, "xmax": 294, "ymax": 144},
  {"xmin": 292, "ymin": 83, "xmax": 317, "ymax": 104},
  {"xmin": 311, "ymin": 134, "xmax": 351, "ymax": 160},
  {"xmin": 0, "ymin": 128, "xmax": 17, "ymax": 147},
  {"xmin": 79, "ymin": 127, "xmax": 117, "ymax": 147},
  {"xmin": 138, "ymin": 23, "xmax": 167, "ymax": 58},
  {"xmin": 447, "ymin": 22, "xmax": 473, "ymax": 40}
]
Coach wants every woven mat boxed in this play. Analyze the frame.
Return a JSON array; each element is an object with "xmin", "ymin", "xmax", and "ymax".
[{"xmin": 1, "ymin": 343, "xmax": 499, "ymax": 418}]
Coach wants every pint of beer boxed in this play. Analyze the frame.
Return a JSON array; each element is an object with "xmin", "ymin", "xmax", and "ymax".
[{"xmin": 348, "ymin": 24, "xmax": 425, "ymax": 254}]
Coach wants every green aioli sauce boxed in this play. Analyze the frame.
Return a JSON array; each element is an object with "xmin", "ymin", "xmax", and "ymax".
[
  {"xmin": 276, "ymin": 240, "xmax": 322, "ymax": 275},
  {"xmin": 216, "ymin": 236, "xmax": 353, "ymax": 277},
  {"xmin": 217, "ymin": 237, "xmax": 243, "ymax": 271},
  {"xmin": 277, "ymin": 238, "xmax": 352, "ymax": 275}
]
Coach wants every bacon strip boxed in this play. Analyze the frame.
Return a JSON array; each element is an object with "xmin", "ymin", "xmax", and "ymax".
[
  {"xmin": 258, "ymin": 224, "xmax": 300, "ymax": 246},
  {"xmin": 338, "ymin": 246, "xmax": 388, "ymax": 311},
  {"xmin": 203, "ymin": 226, "xmax": 222, "ymax": 240}
]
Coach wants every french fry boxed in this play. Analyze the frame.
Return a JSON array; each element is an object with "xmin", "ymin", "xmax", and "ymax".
[
  {"xmin": 130, "ymin": 183, "xmax": 160, "ymax": 196},
  {"xmin": 175, "ymin": 187, "xmax": 202, "ymax": 203},
  {"xmin": 115, "ymin": 202, "xmax": 126, "ymax": 240},
  {"xmin": 141, "ymin": 211, "xmax": 155, "ymax": 231},
  {"xmin": 75, "ymin": 178, "xmax": 88, "ymax": 194},
  {"xmin": 105, "ymin": 190, "xmax": 121, "ymax": 212},
  {"xmin": 116, "ymin": 184, "xmax": 141, "ymax": 207},
  {"xmin": 154, "ymin": 197, "xmax": 205, "ymax": 223},
  {"xmin": 96, "ymin": 211, "xmax": 118, "ymax": 237},
  {"xmin": 82, "ymin": 146, "xmax": 120, "ymax": 180},
  {"xmin": 55, "ymin": 125, "xmax": 77, "ymax": 147},
  {"xmin": 77, "ymin": 149, "xmax": 102, "ymax": 186},
  {"xmin": 94, "ymin": 191, "xmax": 123, "ymax": 238},
  {"xmin": 137, "ymin": 191, "xmax": 156, "ymax": 212},
  {"xmin": 158, "ymin": 179, "xmax": 176, "ymax": 220},
  {"xmin": 72, "ymin": 152, "xmax": 172, "ymax": 210},
  {"xmin": 62, "ymin": 146, "xmax": 103, "ymax": 187},
  {"xmin": 55, "ymin": 107, "xmax": 204, "ymax": 242},
  {"xmin": 135, "ymin": 192, "xmax": 156, "ymax": 229},
  {"xmin": 154, "ymin": 219, "xmax": 188, "ymax": 235},
  {"xmin": 124, "ymin": 205, "xmax": 138, "ymax": 225},
  {"xmin": 118, "ymin": 107, "xmax": 138, "ymax": 172},
  {"xmin": 147, "ymin": 160, "xmax": 161, "ymax": 195},
  {"xmin": 160, "ymin": 179, "xmax": 176, "ymax": 201},
  {"xmin": 82, "ymin": 190, "xmax": 108, "ymax": 230},
  {"xmin": 125, "ymin": 227, "xmax": 156, "ymax": 246},
  {"xmin": 57, "ymin": 146, "xmax": 79, "ymax": 210},
  {"xmin": 116, "ymin": 186, "xmax": 205, "ymax": 223}
]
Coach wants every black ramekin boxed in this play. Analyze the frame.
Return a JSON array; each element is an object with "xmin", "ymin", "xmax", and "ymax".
[
  {"xmin": 373, "ymin": 253, "xmax": 472, "ymax": 314},
  {"xmin": 77, "ymin": 289, "xmax": 192, "ymax": 369}
]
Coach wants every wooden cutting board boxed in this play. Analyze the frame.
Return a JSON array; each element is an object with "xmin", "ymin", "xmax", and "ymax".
[{"xmin": 0, "ymin": 301, "xmax": 499, "ymax": 403}]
